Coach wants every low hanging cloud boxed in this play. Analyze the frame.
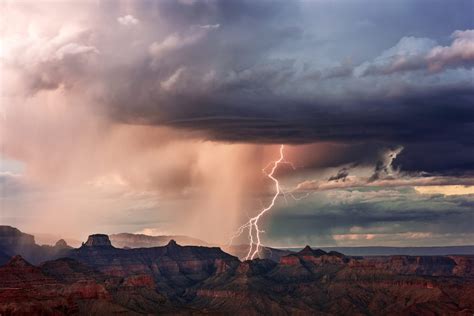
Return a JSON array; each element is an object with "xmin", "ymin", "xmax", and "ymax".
[{"xmin": 296, "ymin": 175, "xmax": 474, "ymax": 193}]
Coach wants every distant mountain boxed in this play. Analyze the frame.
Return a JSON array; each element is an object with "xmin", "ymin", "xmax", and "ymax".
[
  {"xmin": 66, "ymin": 235, "xmax": 239, "ymax": 301},
  {"xmin": 0, "ymin": 225, "xmax": 72, "ymax": 264},
  {"xmin": 222, "ymin": 244, "xmax": 293, "ymax": 262},
  {"xmin": 33, "ymin": 232, "xmax": 82, "ymax": 248},
  {"xmin": 285, "ymin": 245, "xmax": 474, "ymax": 256},
  {"xmin": 109, "ymin": 232, "xmax": 208, "ymax": 248},
  {"xmin": 110, "ymin": 232, "xmax": 293, "ymax": 261}
]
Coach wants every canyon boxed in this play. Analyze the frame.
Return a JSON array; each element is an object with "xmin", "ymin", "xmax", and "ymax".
[{"xmin": 0, "ymin": 226, "xmax": 473, "ymax": 315}]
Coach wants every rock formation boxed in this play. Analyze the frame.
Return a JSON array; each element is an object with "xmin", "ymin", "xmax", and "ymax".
[
  {"xmin": 0, "ymin": 229, "xmax": 473, "ymax": 314},
  {"xmin": 54, "ymin": 239, "xmax": 69, "ymax": 248},
  {"xmin": 84, "ymin": 234, "xmax": 113, "ymax": 247}
]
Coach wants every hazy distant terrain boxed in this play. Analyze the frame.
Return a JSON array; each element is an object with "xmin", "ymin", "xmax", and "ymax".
[
  {"xmin": 110, "ymin": 231, "xmax": 474, "ymax": 258},
  {"xmin": 109, "ymin": 233, "xmax": 208, "ymax": 248},
  {"xmin": 109, "ymin": 232, "xmax": 293, "ymax": 261},
  {"xmin": 286, "ymin": 246, "xmax": 474, "ymax": 256}
]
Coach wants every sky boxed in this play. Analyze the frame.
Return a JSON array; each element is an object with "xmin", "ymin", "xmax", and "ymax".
[{"xmin": 0, "ymin": 0, "xmax": 473, "ymax": 247}]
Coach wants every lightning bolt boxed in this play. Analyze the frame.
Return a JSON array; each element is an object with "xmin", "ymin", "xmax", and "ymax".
[{"xmin": 230, "ymin": 144, "xmax": 286, "ymax": 260}]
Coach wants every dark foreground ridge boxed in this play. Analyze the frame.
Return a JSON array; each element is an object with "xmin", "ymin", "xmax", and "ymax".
[{"xmin": 0, "ymin": 227, "xmax": 474, "ymax": 314}]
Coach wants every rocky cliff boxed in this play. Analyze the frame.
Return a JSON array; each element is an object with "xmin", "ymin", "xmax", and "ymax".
[
  {"xmin": 109, "ymin": 232, "xmax": 291, "ymax": 262},
  {"xmin": 222, "ymin": 244, "xmax": 293, "ymax": 262},
  {"xmin": 84, "ymin": 234, "xmax": 113, "ymax": 247},
  {"xmin": 0, "ymin": 255, "xmax": 168, "ymax": 315},
  {"xmin": 0, "ymin": 225, "xmax": 72, "ymax": 264},
  {"xmin": 0, "ymin": 226, "xmax": 35, "ymax": 248},
  {"xmin": 190, "ymin": 246, "xmax": 474, "ymax": 315}
]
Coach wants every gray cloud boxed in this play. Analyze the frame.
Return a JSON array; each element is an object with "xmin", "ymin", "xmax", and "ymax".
[
  {"xmin": 357, "ymin": 30, "xmax": 474, "ymax": 76},
  {"xmin": 292, "ymin": 145, "xmax": 474, "ymax": 193},
  {"xmin": 267, "ymin": 189, "xmax": 474, "ymax": 246},
  {"xmin": 328, "ymin": 168, "xmax": 350, "ymax": 182}
]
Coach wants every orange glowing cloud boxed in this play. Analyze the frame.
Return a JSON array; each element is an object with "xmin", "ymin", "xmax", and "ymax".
[{"xmin": 415, "ymin": 185, "xmax": 474, "ymax": 196}]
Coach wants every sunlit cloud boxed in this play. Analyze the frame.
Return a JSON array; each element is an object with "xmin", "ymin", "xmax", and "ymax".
[{"xmin": 415, "ymin": 185, "xmax": 474, "ymax": 196}]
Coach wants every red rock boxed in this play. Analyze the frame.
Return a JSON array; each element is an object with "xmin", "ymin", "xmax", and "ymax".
[
  {"xmin": 123, "ymin": 274, "xmax": 155, "ymax": 288},
  {"xmin": 279, "ymin": 254, "xmax": 301, "ymax": 266}
]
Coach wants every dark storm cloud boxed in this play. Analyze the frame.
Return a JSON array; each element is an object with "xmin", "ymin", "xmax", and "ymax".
[
  {"xmin": 5, "ymin": 0, "xmax": 474, "ymax": 175},
  {"xmin": 102, "ymin": 1, "xmax": 474, "ymax": 160},
  {"xmin": 395, "ymin": 142, "xmax": 474, "ymax": 174},
  {"xmin": 152, "ymin": 85, "xmax": 474, "ymax": 147},
  {"xmin": 328, "ymin": 168, "xmax": 350, "ymax": 182}
]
